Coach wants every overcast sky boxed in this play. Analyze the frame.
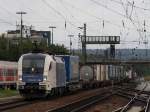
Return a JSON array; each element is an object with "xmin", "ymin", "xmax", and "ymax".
[{"xmin": 0, "ymin": 0, "xmax": 150, "ymax": 49}]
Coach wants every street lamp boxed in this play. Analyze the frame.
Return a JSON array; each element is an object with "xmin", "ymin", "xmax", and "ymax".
[
  {"xmin": 49, "ymin": 26, "xmax": 56, "ymax": 45},
  {"xmin": 78, "ymin": 26, "xmax": 84, "ymax": 30},
  {"xmin": 16, "ymin": 11, "xmax": 27, "ymax": 54},
  {"xmin": 16, "ymin": 11, "xmax": 27, "ymax": 38}
]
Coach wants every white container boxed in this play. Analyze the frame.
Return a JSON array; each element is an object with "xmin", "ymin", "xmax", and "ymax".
[
  {"xmin": 96, "ymin": 65, "xmax": 108, "ymax": 81},
  {"xmin": 80, "ymin": 65, "xmax": 94, "ymax": 81}
]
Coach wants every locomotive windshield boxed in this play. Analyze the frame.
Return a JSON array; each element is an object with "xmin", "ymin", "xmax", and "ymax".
[{"xmin": 22, "ymin": 55, "xmax": 45, "ymax": 74}]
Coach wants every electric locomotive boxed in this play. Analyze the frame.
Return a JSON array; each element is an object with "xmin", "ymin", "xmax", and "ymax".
[{"xmin": 17, "ymin": 53, "xmax": 66, "ymax": 98}]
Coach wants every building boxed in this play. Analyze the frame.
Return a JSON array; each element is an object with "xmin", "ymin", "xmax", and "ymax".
[{"xmin": 2, "ymin": 25, "xmax": 50, "ymax": 46}]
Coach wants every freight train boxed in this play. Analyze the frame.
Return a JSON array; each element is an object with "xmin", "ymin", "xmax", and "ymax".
[
  {"xmin": 0, "ymin": 61, "xmax": 17, "ymax": 89},
  {"xmin": 17, "ymin": 53, "xmax": 127, "ymax": 98}
]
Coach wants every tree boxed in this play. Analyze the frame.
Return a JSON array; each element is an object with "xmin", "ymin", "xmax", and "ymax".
[{"xmin": 0, "ymin": 38, "xmax": 69, "ymax": 61}]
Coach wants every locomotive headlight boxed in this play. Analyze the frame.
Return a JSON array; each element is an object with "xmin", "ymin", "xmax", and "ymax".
[
  {"xmin": 43, "ymin": 76, "xmax": 47, "ymax": 81},
  {"xmin": 18, "ymin": 75, "xmax": 22, "ymax": 81}
]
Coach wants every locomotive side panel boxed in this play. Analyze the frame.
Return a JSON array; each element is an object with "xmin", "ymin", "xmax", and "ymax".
[
  {"xmin": 70, "ymin": 56, "xmax": 79, "ymax": 82},
  {"xmin": 55, "ymin": 57, "xmax": 66, "ymax": 87},
  {"xmin": 58, "ymin": 55, "xmax": 80, "ymax": 83}
]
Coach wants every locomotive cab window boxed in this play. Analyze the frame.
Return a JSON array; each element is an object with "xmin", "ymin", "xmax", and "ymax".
[{"xmin": 22, "ymin": 55, "xmax": 45, "ymax": 74}]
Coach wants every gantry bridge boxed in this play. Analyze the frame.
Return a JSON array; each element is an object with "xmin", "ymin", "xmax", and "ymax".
[
  {"xmin": 84, "ymin": 59, "xmax": 150, "ymax": 65},
  {"xmin": 83, "ymin": 36, "xmax": 120, "ymax": 44},
  {"xmin": 79, "ymin": 23, "xmax": 150, "ymax": 65}
]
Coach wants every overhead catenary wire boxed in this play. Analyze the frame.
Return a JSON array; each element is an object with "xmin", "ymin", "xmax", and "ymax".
[
  {"xmin": 0, "ymin": 4, "xmax": 19, "ymax": 20},
  {"xmin": 89, "ymin": 0, "xmax": 148, "ymax": 47},
  {"xmin": 14, "ymin": 0, "xmax": 78, "ymax": 34},
  {"xmin": 118, "ymin": 0, "xmax": 142, "ymax": 47},
  {"xmin": 5, "ymin": 0, "xmax": 149, "ymax": 36},
  {"xmin": 0, "ymin": 1, "xmax": 18, "ymax": 26},
  {"xmin": 91, "ymin": 0, "xmax": 150, "ymax": 28},
  {"xmin": 133, "ymin": 4, "xmax": 145, "ymax": 42},
  {"xmin": 65, "ymin": 0, "xmax": 150, "ymax": 47},
  {"xmin": 14, "ymin": 0, "xmax": 60, "ymax": 26},
  {"xmin": 41, "ymin": 0, "xmax": 81, "ymax": 31},
  {"xmin": 120, "ymin": 0, "xmax": 146, "ymax": 46},
  {"xmin": 58, "ymin": 0, "xmax": 78, "ymax": 22},
  {"xmin": 0, "ymin": 18, "xmax": 15, "ymax": 26},
  {"xmin": 60, "ymin": 0, "xmax": 122, "ymax": 28},
  {"xmin": 58, "ymin": 0, "xmax": 81, "ymax": 30},
  {"xmin": 39, "ymin": 0, "xmax": 124, "ymax": 42},
  {"xmin": 110, "ymin": 0, "xmax": 150, "ymax": 11},
  {"xmin": 88, "ymin": 0, "xmax": 150, "ymax": 49},
  {"xmin": 0, "ymin": 0, "xmax": 149, "ymax": 49},
  {"xmin": 89, "ymin": 0, "xmax": 127, "ymax": 18},
  {"xmin": 62, "ymin": 0, "xmax": 148, "ymax": 42}
]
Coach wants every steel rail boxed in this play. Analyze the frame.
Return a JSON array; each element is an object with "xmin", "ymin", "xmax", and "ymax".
[
  {"xmin": 46, "ymin": 91, "xmax": 114, "ymax": 112},
  {"xmin": 145, "ymin": 96, "xmax": 150, "ymax": 112},
  {"xmin": 116, "ymin": 92, "xmax": 146, "ymax": 103},
  {"xmin": 112, "ymin": 107, "xmax": 123, "ymax": 112},
  {"xmin": 71, "ymin": 93, "xmax": 113, "ymax": 112},
  {"xmin": 114, "ymin": 84, "xmax": 150, "ymax": 95},
  {"xmin": 113, "ymin": 84, "xmax": 148, "ymax": 112},
  {"xmin": 120, "ymin": 95, "xmax": 136, "ymax": 112},
  {"xmin": 0, "ymin": 99, "xmax": 25, "ymax": 106},
  {"xmin": 0, "ymin": 100, "xmax": 31, "ymax": 111}
]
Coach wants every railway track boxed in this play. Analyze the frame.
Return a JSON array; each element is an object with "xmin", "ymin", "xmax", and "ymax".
[
  {"xmin": 116, "ymin": 91, "xmax": 147, "ymax": 103},
  {"xmin": 46, "ymin": 91, "xmax": 114, "ymax": 112},
  {"xmin": 45, "ymin": 85, "xmax": 149, "ymax": 112},
  {"xmin": 0, "ymin": 87, "xmax": 113, "ymax": 112},
  {"xmin": 144, "ymin": 96, "xmax": 150, "ymax": 112},
  {"xmin": 113, "ymin": 94, "xmax": 147, "ymax": 112},
  {"xmin": 121, "ymin": 96, "xmax": 145, "ymax": 112},
  {"xmin": 113, "ymin": 83, "xmax": 150, "ymax": 112},
  {"xmin": 0, "ymin": 99, "xmax": 32, "ymax": 112},
  {"xmin": 114, "ymin": 84, "xmax": 150, "ymax": 95},
  {"xmin": 1, "ymin": 84, "xmax": 149, "ymax": 112}
]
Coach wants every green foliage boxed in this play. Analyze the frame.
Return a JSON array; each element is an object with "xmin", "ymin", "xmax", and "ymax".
[
  {"xmin": 133, "ymin": 65, "xmax": 150, "ymax": 76},
  {"xmin": 0, "ymin": 89, "xmax": 19, "ymax": 98},
  {"xmin": 48, "ymin": 44, "xmax": 69, "ymax": 55},
  {"xmin": 0, "ymin": 38, "xmax": 69, "ymax": 61}
]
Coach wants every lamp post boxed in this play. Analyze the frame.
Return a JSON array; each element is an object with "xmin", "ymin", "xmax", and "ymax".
[
  {"xmin": 16, "ymin": 11, "xmax": 27, "ymax": 54},
  {"xmin": 49, "ymin": 26, "xmax": 56, "ymax": 45},
  {"xmin": 48, "ymin": 27, "xmax": 51, "ymax": 46},
  {"xmin": 16, "ymin": 11, "xmax": 27, "ymax": 39}
]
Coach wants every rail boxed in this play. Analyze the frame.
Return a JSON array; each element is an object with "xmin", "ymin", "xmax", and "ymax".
[
  {"xmin": 46, "ymin": 91, "xmax": 114, "ymax": 112},
  {"xmin": 113, "ymin": 83, "xmax": 149, "ymax": 112},
  {"xmin": 0, "ymin": 99, "xmax": 32, "ymax": 111},
  {"xmin": 145, "ymin": 96, "xmax": 150, "ymax": 112},
  {"xmin": 120, "ymin": 95, "xmax": 136, "ymax": 112}
]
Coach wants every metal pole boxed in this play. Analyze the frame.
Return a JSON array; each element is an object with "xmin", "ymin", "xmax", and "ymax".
[
  {"xmin": 68, "ymin": 35, "xmax": 74, "ymax": 54},
  {"xmin": 48, "ymin": 27, "xmax": 51, "ymax": 46},
  {"xmin": 49, "ymin": 26, "xmax": 56, "ymax": 45},
  {"xmin": 83, "ymin": 23, "xmax": 87, "ymax": 63},
  {"xmin": 16, "ymin": 11, "xmax": 26, "ymax": 38},
  {"xmin": 78, "ymin": 23, "xmax": 87, "ymax": 63},
  {"xmin": 52, "ymin": 28, "xmax": 53, "ymax": 44},
  {"xmin": 16, "ymin": 11, "xmax": 26, "ymax": 54},
  {"xmin": 70, "ymin": 37, "xmax": 71, "ymax": 54},
  {"xmin": 21, "ymin": 14, "xmax": 23, "ymax": 39}
]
